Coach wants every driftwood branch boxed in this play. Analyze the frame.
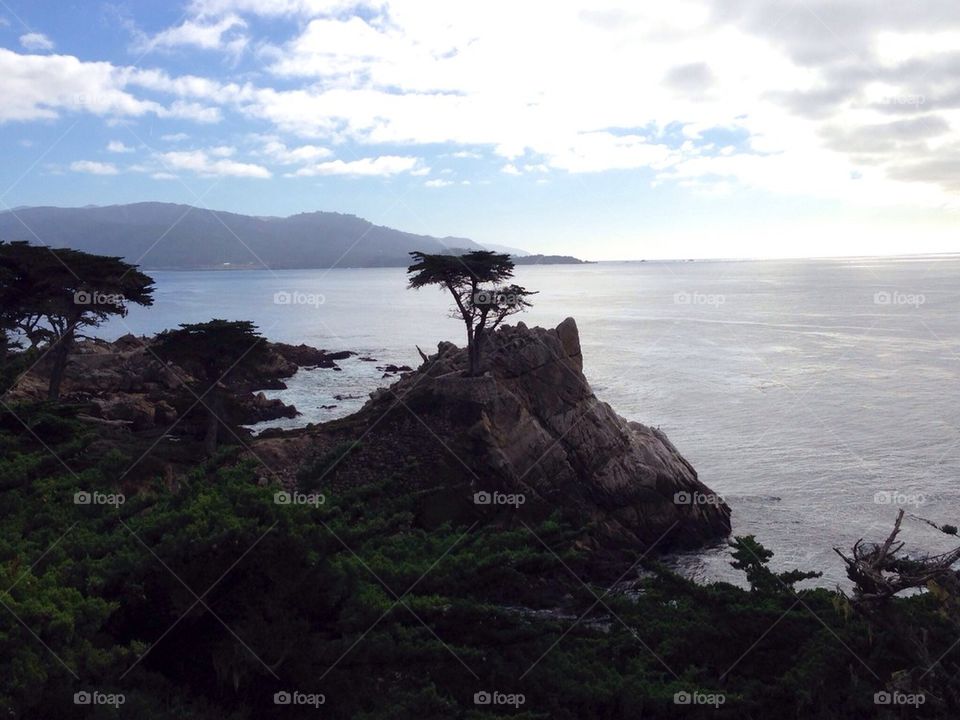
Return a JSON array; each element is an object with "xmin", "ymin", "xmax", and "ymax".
[
  {"xmin": 834, "ymin": 508, "xmax": 960, "ymax": 706},
  {"xmin": 835, "ymin": 510, "xmax": 960, "ymax": 605}
]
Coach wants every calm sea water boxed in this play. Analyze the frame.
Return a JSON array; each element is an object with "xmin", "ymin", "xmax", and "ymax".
[{"xmin": 100, "ymin": 257, "xmax": 960, "ymax": 586}]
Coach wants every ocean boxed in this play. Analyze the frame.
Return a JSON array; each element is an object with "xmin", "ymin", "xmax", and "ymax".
[{"xmin": 100, "ymin": 256, "xmax": 960, "ymax": 587}]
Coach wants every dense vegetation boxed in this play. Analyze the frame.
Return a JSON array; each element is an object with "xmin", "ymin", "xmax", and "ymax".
[
  {"xmin": 0, "ymin": 403, "xmax": 958, "ymax": 719},
  {"xmin": 153, "ymin": 319, "xmax": 269, "ymax": 454}
]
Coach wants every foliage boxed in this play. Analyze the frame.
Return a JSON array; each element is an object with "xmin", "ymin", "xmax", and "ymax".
[
  {"xmin": 296, "ymin": 441, "xmax": 362, "ymax": 491},
  {"xmin": 153, "ymin": 319, "xmax": 268, "ymax": 387},
  {"xmin": 730, "ymin": 535, "xmax": 822, "ymax": 594},
  {"xmin": 406, "ymin": 251, "xmax": 535, "ymax": 375},
  {"xmin": 153, "ymin": 319, "xmax": 269, "ymax": 453},
  {"xmin": 0, "ymin": 241, "xmax": 154, "ymax": 399},
  {"xmin": 1, "ymin": 403, "xmax": 958, "ymax": 718}
]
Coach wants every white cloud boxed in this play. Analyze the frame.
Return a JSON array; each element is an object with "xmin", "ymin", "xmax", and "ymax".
[
  {"xmin": 424, "ymin": 178, "xmax": 452, "ymax": 187},
  {"xmin": 0, "ymin": 49, "xmax": 226, "ymax": 124},
  {"xmin": 544, "ymin": 132, "xmax": 673, "ymax": 173},
  {"xmin": 267, "ymin": 16, "xmax": 400, "ymax": 78},
  {"xmin": 227, "ymin": 0, "xmax": 960, "ymax": 206},
  {"xmin": 126, "ymin": 69, "xmax": 238, "ymax": 100},
  {"xmin": 107, "ymin": 140, "xmax": 134, "ymax": 153},
  {"xmin": 188, "ymin": 0, "xmax": 381, "ymax": 18},
  {"xmin": 5, "ymin": 0, "xmax": 960, "ymax": 210},
  {"xmin": 159, "ymin": 149, "xmax": 271, "ymax": 177},
  {"xmin": 135, "ymin": 14, "xmax": 248, "ymax": 54},
  {"xmin": 158, "ymin": 100, "xmax": 222, "ymax": 123},
  {"xmin": 501, "ymin": 163, "xmax": 521, "ymax": 175},
  {"xmin": 259, "ymin": 139, "xmax": 332, "ymax": 164},
  {"xmin": 70, "ymin": 160, "xmax": 118, "ymax": 175},
  {"xmin": 292, "ymin": 155, "xmax": 421, "ymax": 176},
  {"xmin": 151, "ymin": 172, "xmax": 178, "ymax": 180},
  {"xmin": 209, "ymin": 145, "xmax": 236, "ymax": 157},
  {"xmin": 20, "ymin": 33, "xmax": 54, "ymax": 51},
  {"xmin": 161, "ymin": 132, "xmax": 190, "ymax": 142}
]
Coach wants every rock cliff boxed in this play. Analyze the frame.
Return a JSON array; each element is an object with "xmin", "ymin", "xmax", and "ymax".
[{"xmin": 265, "ymin": 317, "xmax": 730, "ymax": 558}]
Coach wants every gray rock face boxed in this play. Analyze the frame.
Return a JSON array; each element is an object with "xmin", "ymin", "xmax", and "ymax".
[
  {"xmin": 380, "ymin": 317, "xmax": 731, "ymax": 552},
  {"xmin": 7, "ymin": 335, "xmax": 338, "ymax": 430}
]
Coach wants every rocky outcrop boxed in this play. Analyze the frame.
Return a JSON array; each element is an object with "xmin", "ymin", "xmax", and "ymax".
[
  {"xmin": 7, "ymin": 334, "xmax": 347, "ymax": 431},
  {"xmin": 378, "ymin": 317, "xmax": 730, "ymax": 551},
  {"xmin": 274, "ymin": 317, "xmax": 730, "ymax": 557},
  {"xmin": 273, "ymin": 343, "xmax": 354, "ymax": 368}
]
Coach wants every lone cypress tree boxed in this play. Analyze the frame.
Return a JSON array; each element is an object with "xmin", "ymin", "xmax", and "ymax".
[{"xmin": 407, "ymin": 250, "xmax": 534, "ymax": 375}]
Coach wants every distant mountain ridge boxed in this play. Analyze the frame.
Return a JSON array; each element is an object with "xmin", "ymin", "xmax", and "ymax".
[
  {"xmin": 512, "ymin": 254, "xmax": 589, "ymax": 265},
  {"xmin": 0, "ymin": 202, "xmax": 587, "ymax": 270}
]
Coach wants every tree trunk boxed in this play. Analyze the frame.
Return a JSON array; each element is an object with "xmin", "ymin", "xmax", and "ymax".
[
  {"xmin": 204, "ymin": 392, "xmax": 223, "ymax": 455},
  {"xmin": 463, "ymin": 319, "xmax": 477, "ymax": 376},
  {"xmin": 469, "ymin": 328, "xmax": 484, "ymax": 376},
  {"xmin": 47, "ymin": 332, "xmax": 74, "ymax": 401},
  {"xmin": 467, "ymin": 342, "xmax": 477, "ymax": 376}
]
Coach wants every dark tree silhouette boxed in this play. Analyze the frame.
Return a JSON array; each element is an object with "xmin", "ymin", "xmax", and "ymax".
[
  {"xmin": 153, "ymin": 319, "xmax": 268, "ymax": 455},
  {"xmin": 0, "ymin": 241, "xmax": 154, "ymax": 399},
  {"xmin": 730, "ymin": 535, "xmax": 821, "ymax": 594},
  {"xmin": 407, "ymin": 250, "xmax": 535, "ymax": 375},
  {"xmin": 0, "ymin": 258, "xmax": 17, "ymax": 360}
]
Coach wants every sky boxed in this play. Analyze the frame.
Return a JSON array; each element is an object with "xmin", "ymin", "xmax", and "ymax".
[{"xmin": 0, "ymin": 0, "xmax": 958, "ymax": 260}]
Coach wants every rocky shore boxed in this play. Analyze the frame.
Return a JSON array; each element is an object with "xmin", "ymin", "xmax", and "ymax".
[
  {"xmin": 8, "ymin": 334, "xmax": 354, "ymax": 432},
  {"xmin": 255, "ymin": 317, "xmax": 731, "ymax": 561},
  {"xmin": 9, "ymin": 319, "xmax": 730, "ymax": 562}
]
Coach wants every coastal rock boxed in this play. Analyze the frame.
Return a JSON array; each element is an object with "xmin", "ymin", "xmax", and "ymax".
[
  {"xmin": 91, "ymin": 394, "xmax": 158, "ymax": 431},
  {"xmin": 239, "ymin": 392, "xmax": 299, "ymax": 423},
  {"xmin": 291, "ymin": 317, "xmax": 730, "ymax": 556},
  {"xmin": 378, "ymin": 364, "xmax": 413, "ymax": 375},
  {"xmin": 270, "ymin": 343, "xmax": 354, "ymax": 369},
  {"xmin": 7, "ymin": 336, "xmax": 342, "ymax": 431}
]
